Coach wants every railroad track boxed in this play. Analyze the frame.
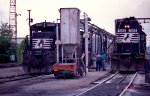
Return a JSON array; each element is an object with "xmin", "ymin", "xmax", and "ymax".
[
  {"xmin": 90, "ymin": 70, "xmax": 117, "ymax": 84},
  {"xmin": 118, "ymin": 72, "xmax": 137, "ymax": 96},
  {"xmin": 0, "ymin": 74, "xmax": 47, "ymax": 83},
  {"xmin": 76, "ymin": 72, "xmax": 138, "ymax": 96}
]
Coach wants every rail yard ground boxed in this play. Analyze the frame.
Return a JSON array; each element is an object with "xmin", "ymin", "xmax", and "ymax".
[
  {"xmin": 0, "ymin": 66, "xmax": 24, "ymax": 78},
  {"xmin": 0, "ymin": 64, "xmax": 111, "ymax": 96},
  {"xmin": 0, "ymin": 64, "xmax": 150, "ymax": 96}
]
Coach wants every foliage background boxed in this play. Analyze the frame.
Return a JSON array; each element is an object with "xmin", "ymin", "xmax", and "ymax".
[{"xmin": 0, "ymin": 22, "xmax": 24, "ymax": 64}]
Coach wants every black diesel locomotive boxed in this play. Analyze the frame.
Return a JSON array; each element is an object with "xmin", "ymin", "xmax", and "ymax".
[
  {"xmin": 22, "ymin": 22, "xmax": 57, "ymax": 74},
  {"xmin": 111, "ymin": 17, "xmax": 146, "ymax": 71}
]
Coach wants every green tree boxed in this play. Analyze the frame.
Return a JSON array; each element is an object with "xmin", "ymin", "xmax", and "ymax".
[
  {"xmin": 0, "ymin": 22, "xmax": 13, "ymax": 39},
  {"xmin": 0, "ymin": 22, "xmax": 13, "ymax": 63},
  {"xmin": 17, "ymin": 39, "xmax": 25, "ymax": 63},
  {"xmin": 0, "ymin": 36, "xmax": 11, "ymax": 63}
]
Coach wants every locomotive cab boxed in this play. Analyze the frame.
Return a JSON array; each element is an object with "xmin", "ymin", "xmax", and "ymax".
[{"xmin": 30, "ymin": 22, "xmax": 56, "ymax": 55}]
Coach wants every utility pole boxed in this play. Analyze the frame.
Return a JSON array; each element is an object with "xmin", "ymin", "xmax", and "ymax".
[
  {"xmin": 27, "ymin": 10, "xmax": 32, "ymax": 32},
  {"xmin": 15, "ymin": 13, "xmax": 21, "ymax": 42}
]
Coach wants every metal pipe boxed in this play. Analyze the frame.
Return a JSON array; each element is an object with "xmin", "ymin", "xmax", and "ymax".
[
  {"xmin": 62, "ymin": 45, "xmax": 64, "ymax": 63},
  {"xmin": 84, "ymin": 12, "xmax": 89, "ymax": 73},
  {"xmin": 56, "ymin": 19, "xmax": 59, "ymax": 64},
  {"xmin": 75, "ymin": 50, "xmax": 77, "ymax": 63},
  {"xmin": 96, "ymin": 34, "xmax": 98, "ymax": 54},
  {"xmin": 15, "ymin": 13, "xmax": 21, "ymax": 62},
  {"xmin": 102, "ymin": 34, "xmax": 103, "ymax": 52}
]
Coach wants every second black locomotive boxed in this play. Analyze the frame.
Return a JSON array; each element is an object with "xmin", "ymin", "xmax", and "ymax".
[{"xmin": 111, "ymin": 17, "xmax": 146, "ymax": 71}]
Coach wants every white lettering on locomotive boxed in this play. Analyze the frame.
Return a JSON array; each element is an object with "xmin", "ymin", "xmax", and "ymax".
[
  {"xmin": 118, "ymin": 29, "xmax": 137, "ymax": 32},
  {"xmin": 117, "ymin": 29, "xmax": 126, "ymax": 32},
  {"xmin": 128, "ymin": 29, "xmax": 137, "ymax": 32}
]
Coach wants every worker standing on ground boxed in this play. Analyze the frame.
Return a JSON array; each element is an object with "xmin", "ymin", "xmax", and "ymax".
[
  {"xmin": 102, "ymin": 52, "xmax": 107, "ymax": 71},
  {"xmin": 96, "ymin": 52, "xmax": 102, "ymax": 71}
]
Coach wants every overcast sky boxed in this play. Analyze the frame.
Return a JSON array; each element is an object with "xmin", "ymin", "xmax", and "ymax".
[{"xmin": 0, "ymin": 0, "xmax": 150, "ymax": 45}]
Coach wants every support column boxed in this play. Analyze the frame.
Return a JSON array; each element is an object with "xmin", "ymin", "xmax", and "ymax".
[
  {"xmin": 56, "ymin": 19, "xmax": 59, "ymax": 64},
  {"xmin": 84, "ymin": 12, "xmax": 89, "ymax": 73}
]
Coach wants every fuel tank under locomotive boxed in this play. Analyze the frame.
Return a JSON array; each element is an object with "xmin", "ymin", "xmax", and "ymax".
[{"xmin": 22, "ymin": 22, "xmax": 56, "ymax": 74}]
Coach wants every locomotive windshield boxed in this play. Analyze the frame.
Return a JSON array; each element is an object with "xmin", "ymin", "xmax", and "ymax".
[
  {"xmin": 31, "ymin": 26, "xmax": 55, "ymax": 33},
  {"xmin": 30, "ymin": 22, "xmax": 56, "ymax": 38}
]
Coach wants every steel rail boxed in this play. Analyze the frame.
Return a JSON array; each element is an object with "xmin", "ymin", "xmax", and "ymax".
[
  {"xmin": 0, "ymin": 73, "xmax": 52, "ymax": 83},
  {"xmin": 0, "ymin": 73, "xmax": 31, "ymax": 79},
  {"xmin": 0, "ymin": 74, "xmax": 39, "ymax": 83},
  {"xmin": 90, "ymin": 70, "xmax": 116, "ymax": 84},
  {"xmin": 117, "ymin": 75, "xmax": 127, "ymax": 83},
  {"xmin": 118, "ymin": 72, "xmax": 138, "ymax": 96},
  {"xmin": 76, "ymin": 71, "xmax": 119, "ymax": 96}
]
